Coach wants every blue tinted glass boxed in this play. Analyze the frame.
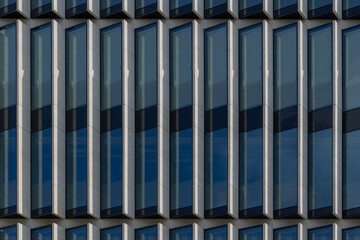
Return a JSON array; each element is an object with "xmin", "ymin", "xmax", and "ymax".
[
  {"xmin": 205, "ymin": 24, "xmax": 227, "ymax": 111},
  {"xmin": 101, "ymin": 0, "xmax": 122, "ymax": 10},
  {"xmin": 31, "ymin": 128, "xmax": 52, "ymax": 211},
  {"xmin": 66, "ymin": 0, "xmax": 87, "ymax": 9},
  {"xmin": 66, "ymin": 128, "xmax": 87, "ymax": 211},
  {"xmin": 136, "ymin": 24, "xmax": 157, "ymax": 111},
  {"xmin": 205, "ymin": 128, "xmax": 227, "ymax": 211},
  {"xmin": 170, "ymin": 0, "xmax": 192, "ymax": 10},
  {"xmin": 0, "ymin": 129, "xmax": 16, "ymax": 210},
  {"xmin": 309, "ymin": 0, "xmax": 331, "ymax": 10},
  {"xmin": 32, "ymin": 0, "xmax": 52, "ymax": 9},
  {"xmin": 274, "ymin": 0, "xmax": 297, "ymax": 10},
  {"xmin": 274, "ymin": 128, "xmax": 298, "ymax": 211},
  {"xmin": 343, "ymin": 26, "xmax": 360, "ymax": 111},
  {"xmin": 308, "ymin": 129, "xmax": 332, "ymax": 211},
  {"xmin": 170, "ymin": 128, "xmax": 193, "ymax": 211},
  {"xmin": 136, "ymin": 226, "xmax": 157, "ymax": 240},
  {"xmin": 240, "ymin": 128, "xmax": 263, "ymax": 211},
  {"xmin": 66, "ymin": 226, "xmax": 87, "ymax": 240},
  {"xmin": 274, "ymin": 24, "xmax": 297, "ymax": 111},
  {"xmin": 240, "ymin": 0, "xmax": 262, "ymax": 10},
  {"xmin": 0, "ymin": 0, "xmax": 16, "ymax": 8},
  {"xmin": 309, "ymin": 24, "xmax": 332, "ymax": 112},
  {"xmin": 66, "ymin": 24, "xmax": 87, "ymax": 111},
  {"xmin": 343, "ymin": 130, "xmax": 360, "ymax": 210},
  {"xmin": 205, "ymin": 0, "xmax": 227, "ymax": 10},
  {"xmin": 32, "ymin": 226, "xmax": 52, "ymax": 240},
  {"xmin": 0, "ymin": 23, "xmax": 16, "ymax": 110},
  {"xmin": 343, "ymin": 0, "xmax": 360, "ymax": 10},
  {"xmin": 31, "ymin": 23, "xmax": 52, "ymax": 111},
  {"xmin": 240, "ymin": 24, "xmax": 262, "ymax": 111},
  {"xmin": 0, "ymin": 226, "xmax": 16, "ymax": 240},
  {"xmin": 205, "ymin": 226, "xmax": 227, "ymax": 240},
  {"xmin": 170, "ymin": 24, "xmax": 192, "ymax": 111},
  {"xmin": 101, "ymin": 128, "xmax": 122, "ymax": 211},
  {"xmin": 239, "ymin": 226, "xmax": 263, "ymax": 240},
  {"xmin": 274, "ymin": 226, "xmax": 297, "ymax": 240},
  {"xmin": 135, "ymin": 128, "xmax": 157, "ymax": 211},
  {"xmin": 343, "ymin": 227, "xmax": 360, "ymax": 239},
  {"xmin": 101, "ymin": 24, "xmax": 122, "ymax": 111},
  {"xmin": 135, "ymin": 0, "xmax": 157, "ymax": 11},
  {"xmin": 101, "ymin": 226, "xmax": 122, "ymax": 240},
  {"xmin": 309, "ymin": 226, "xmax": 332, "ymax": 240},
  {"xmin": 170, "ymin": 226, "xmax": 192, "ymax": 240}
]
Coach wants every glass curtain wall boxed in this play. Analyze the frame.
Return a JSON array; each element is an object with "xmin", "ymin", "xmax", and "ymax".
[
  {"xmin": 274, "ymin": 226, "xmax": 297, "ymax": 240},
  {"xmin": 0, "ymin": 226, "xmax": 17, "ymax": 240},
  {"xmin": 170, "ymin": 226, "xmax": 192, "ymax": 240},
  {"xmin": 101, "ymin": 226, "xmax": 122, "ymax": 240},
  {"xmin": 205, "ymin": 226, "xmax": 227, "ymax": 240},
  {"xmin": 66, "ymin": 226, "xmax": 87, "ymax": 240},
  {"xmin": 308, "ymin": 226, "xmax": 332, "ymax": 240},
  {"xmin": 32, "ymin": 226, "xmax": 52, "ymax": 240},
  {"xmin": 135, "ymin": 226, "xmax": 157, "ymax": 240}
]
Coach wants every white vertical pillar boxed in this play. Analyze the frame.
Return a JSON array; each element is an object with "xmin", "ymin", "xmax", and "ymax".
[
  {"xmin": 263, "ymin": 0, "xmax": 273, "ymax": 18},
  {"xmin": 88, "ymin": 0, "xmax": 100, "ymax": 18},
  {"xmin": 158, "ymin": 0, "xmax": 169, "ymax": 18},
  {"xmin": 123, "ymin": 0, "xmax": 135, "ymax": 18},
  {"xmin": 17, "ymin": 224, "xmax": 30, "ymax": 240},
  {"xmin": 193, "ymin": 0, "xmax": 204, "ymax": 18},
  {"xmin": 17, "ymin": 0, "xmax": 30, "ymax": 18},
  {"xmin": 158, "ymin": 224, "xmax": 169, "ymax": 240},
  {"xmin": 264, "ymin": 224, "xmax": 272, "ymax": 240},
  {"xmin": 334, "ymin": 223, "xmax": 341, "ymax": 240},
  {"xmin": 123, "ymin": 224, "xmax": 134, "ymax": 240},
  {"xmin": 228, "ymin": 0, "xmax": 238, "ymax": 18},
  {"xmin": 228, "ymin": 223, "xmax": 238, "ymax": 240},
  {"xmin": 193, "ymin": 224, "xmax": 203, "ymax": 240},
  {"xmin": 333, "ymin": 0, "xmax": 342, "ymax": 19},
  {"xmin": 88, "ymin": 224, "xmax": 100, "ymax": 240},
  {"xmin": 53, "ymin": 0, "xmax": 65, "ymax": 18},
  {"xmin": 298, "ymin": 0, "xmax": 307, "ymax": 18}
]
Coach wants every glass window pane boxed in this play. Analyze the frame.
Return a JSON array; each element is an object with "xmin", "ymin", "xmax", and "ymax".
[
  {"xmin": 0, "ymin": 0, "xmax": 16, "ymax": 8},
  {"xmin": 205, "ymin": 24, "xmax": 227, "ymax": 112},
  {"xmin": 135, "ymin": 226, "xmax": 157, "ymax": 240},
  {"xmin": 101, "ymin": 24, "xmax": 122, "ymax": 111},
  {"xmin": 308, "ymin": 129, "xmax": 332, "ymax": 211},
  {"xmin": 32, "ymin": 226, "xmax": 52, "ymax": 240},
  {"xmin": 101, "ymin": 128, "xmax": 122, "ymax": 211},
  {"xmin": 343, "ymin": 26, "xmax": 360, "ymax": 111},
  {"xmin": 170, "ymin": 24, "xmax": 192, "ymax": 111},
  {"xmin": 274, "ymin": 128, "xmax": 298, "ymax": 211},
  {"xmin": 101, "ymin": 226, "xmax": 122, "ymax": 240},
  {"xmin": 309, "ymin": 24, "xmax": 332, "ymax": 112},
  {"xmin": 343, "ymin": 130, "xmax": 360, "ymax": 211},
  {"xmin": 66, "ymin": 0, "xmax": 87, "ymax": 9},
  {"xmin": 66, "ymin": 226, "xmax": 87, "ymax": 240},
  {"xmin": 31, "ymin": 128, "xmax": 52, "ymax": 211},
  {"xmin": 239, "ymin": 24, "xmax": 262, "ymax": 111},
  {"xmin": 0, "ymin": 23, "xmax": 16, "ymax": 110},
  {"xmin": 274, "ymin": 226, "xmax": 297, "ymax": 240},
  {"xmin": 343, "ymin": 227, "xmax": 360, "ymax": 240},
  {"xmin": 205, "ymin": 0, "xmax": 227, "ymax": 10},
  {"xmin": 309, "ymin": 0, "xmax": 331, "ymax": 10},
  {"xmin": 274, "ymin": 0, "xmax": 297, "ymax": 10},
  {"xmin": 135, "ymin": 24, "xmax": 157, "ymax": 111},
  {"xmin": 343, "ymin": 0, "xmax": 360, "ymax": 10},
  {"xmin": 31, "ymin": 23, "xmax": 52, "ymax": 111},
  {"xmin": 205, "ymin": 226, "xmax": 227, "ymax": 240},
  {"xmin": 135, "ymin": 0, "xmax": 157, "ymax": 10},
  {"xmin": 66, "ymin": 24, "xmax": 87, "ymax": 111},
  {"xmin": 170, "ymin": 128, "xmax": 192, "ymax": 211},
  {"xmin": 170, "ymin": 0, "xmax": 192, "ymax": 10},
  {"xmin": 239, "ymin": 0, "xmax": 262, "ymax": 10},
  {"xmin": 32, "ymin": 0, "xmax": 52, "ymax": 9},
  {"xmin": 135, "ymin": 128, "xmax": 157, "ymax": 211},
  {"xmin": 170, "ymin": 226, "xmax": 192, "ymax": 240},
  {"xmin": 66, "ymin": 128, "xmax": 87, "ymax": 211},
  {"xmin": 274, "ymin": 24, "xmax": 297, "ymax": 111},
  {"xmin": 239, "ymin": 226, "xmax": 263, "ymax": 240},
  {"xmin": 101, "ymin": 0, "xmax": 122, "ymax": 10},
  {"xmin": 0, "ymin": 129, "xmax": 16, "ymax": 210},
  {"xmin": 0, "ymin": 226, "xmax": 16, "ymax": 240},
  {"xmin": 240, "ymin": 128, "xmax": 263, "ymax": 211},
  {"xmin": 205, "ymin": 128, "xmax": 228, "ymax": 211},
  {"xmin": 308, "ymin": 226, "xmax": 332, "ymax": 240}
]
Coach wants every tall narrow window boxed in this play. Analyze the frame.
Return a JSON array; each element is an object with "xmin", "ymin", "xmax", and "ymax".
[
  {"xmin": 31, "ymin": 0, "xmax": 53, "ymax": 17},
  {"xmin": 239, "ymin": 0, "xmax": 265, "ymax": 18},
  {"xmin": 31, "ymin": 23, "xmax": 52, "ymax": 218},
  {"xmin": 274, "ymin": 0, "xmax": 300, "ymax": 19},
  {"xmin": 135, "ymin": 23, "xmax": 158, "ymax": 218},
  {"xmin": 170, "ymin": 23, "xmax": 193, "ymax": 218},
  {"xmin": 343, "ymin": 25, "xmax": 360, "ymax": 219},
  {"xmin": 343, "ymin": 227, "xmax": 360, "ymax": 239},
  {"xmin": 0, "ymin": 0, "xmax": 16, "ymax": 17},
  {"xmin": 239, "ymin": 226, "xmax": 263, "ymax": 240},
  {"xmin": 308, "ymin": 0, "xmax": 334, "ymax": 19},
  {"xmin": 32, "ymin": 226, "xmax": 52, "ymax": 240},
  {"xmin": 100, "ymin": 0, "xmax": 124, "ymax": 18},
  {"xmin": 343, "ymin": 0, "xmax": 360, "ymax": 19},
  {"xmin": 100, "ymin": 23, "xmax": 123, "ymax": 218},
  {"xmin": 274, "ymin": 226, "xmax": 297, "ymax": 240},
  {"xmin": 204, "ymin": 23, "xmax": 228, "ymax": 218},
  {"xmin": 273, "ymin": 24, "xmax": 298, "ymax": 219},
  {"xmin": 170, "ymin": 226, "xmax": 192, "ymax": 240},
  {"xmin": 66, "ymin": 226, "xmax": 87, "ymax": 240},
  {"xmin": 0, "ymin": 226, "xmax": 17, "ymax": 240},
  {"xmin": 0, "ymin": 23, "xmax": 17, "ymax": 217},
  {"xmin": 66, "ymin": 0, "xmax": 87, "ymax": 18},
  {"xmin": 204, "ymin": 0, "xmax": 227, "ymax": 16},
  {"xmin": 135, "ymin": 226, "xmax": 157, "ymax": 240},
  {"xmin": 308, "ymin": 226, "xmax": 332, "ymax": 240},
  {"xmin": 170, "ymin": 0, "xmax": 193, "ymax": 18},
  {"xmin": 239, "ymin": 23, "xmax": 263, "ymax": 218},
  {"xmin": 101, "ymin": 226, "xmax": 122, "ymax": 240},
  {"xmin": 205, "ymin": 226, "xmax": 227, "ymax": 240},
  {"xmin": 135, "ymin": 0, "xmax": 159, "ymax": 18},
  {"xmin": 65, "ymin": 23, "xmax": 87, "ymax": 218},
  {"xmin": 308, "ymin": 24, "xmax": 333, "ymax": 218}
]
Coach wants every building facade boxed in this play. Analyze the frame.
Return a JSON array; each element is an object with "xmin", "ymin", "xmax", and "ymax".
[{"xmin": 0, "ymin": 0, "xmax": 360, "ymax": 239}]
